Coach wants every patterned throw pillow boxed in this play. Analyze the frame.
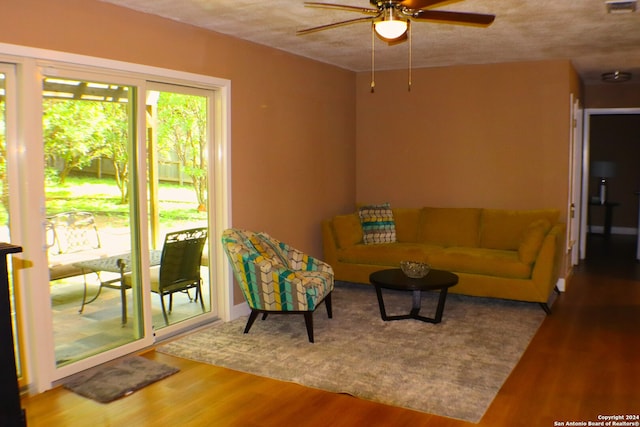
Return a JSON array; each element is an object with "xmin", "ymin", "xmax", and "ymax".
[{"xmin": 358, "ymin": 203, "xmax": 397, "ymax": 244}]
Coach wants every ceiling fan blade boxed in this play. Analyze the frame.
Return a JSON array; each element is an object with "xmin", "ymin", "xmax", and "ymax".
[
  {"xmin": 399, "ymin": 0, "xmax": 459, "ymax": 9},
  {"xmin": 303, "ymin": 2, "xmax": 379, "ymax": 14},
  {"xmin": 297, "ymin": 16, "xmax": 376, "ymax": 35},
  {"xmin": 411, "ymin": 10, "xmax": 495, "ymax": 26}
]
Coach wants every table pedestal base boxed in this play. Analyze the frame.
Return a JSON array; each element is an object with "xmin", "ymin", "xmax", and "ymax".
[{"xmin": 374, "ymin": 286, "xmax": 450, "ymax": 324}]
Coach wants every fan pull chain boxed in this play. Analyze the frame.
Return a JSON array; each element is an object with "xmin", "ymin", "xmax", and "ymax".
[
  {"xmin": 408, "ymin": 20, "xmax": 412, "ymax": 92},
  {"xmin": 371, "ymin": 22, "xmax": 375, "ymax": 93}
]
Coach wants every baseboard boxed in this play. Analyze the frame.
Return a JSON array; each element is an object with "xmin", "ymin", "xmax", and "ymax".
[
  {"xmin": 590, "ymin": 226, "xmax": 637, "ymax": 235},
  {"xmin": 612, "ymin": 226, "xmax": 637, "ymax": 235},
  {"xmin": 230, "ymin": 301, "xmax": 251, "ymax": 320}
]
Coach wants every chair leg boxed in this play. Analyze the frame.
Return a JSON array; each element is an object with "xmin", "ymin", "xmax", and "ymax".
[
  {"xmin": 169, "ymin": 293, "xmax": 174, "ymax": 312},
  {"xmin": 324, "ymin": 292, "xmax": 333, "ymax": 318},
  {"xmin": 194, "ymin": 278, "xmax": 204, "ymax": 303},
  {"xmin": 79, "ymin": 271, "xmax": 104, "ymax": 314},
  {"xmin": 160, "ymin": 295, "xmax": 169, "ymax": 325},
  {"xmin": 245, "ymin": 310, "xmax": 317, "ymax": 342},
  {"xmin": 197, "ymin": 284, "xmax": 205, "ymax": 311},
  {"xmin": 303, "ymin": 312, "xmax": 314, "ymax": 343},
  {"xmin": 540, "ymin": 302, "xmax": 552, "ymax": 315},
  {"xmin": 244, "ymin": 310, "xmax": 260, "ymax": 334}
]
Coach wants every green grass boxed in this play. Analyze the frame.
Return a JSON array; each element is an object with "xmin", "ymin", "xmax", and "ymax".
[{"xmin": 46, "ymin": 176, "xmax": 206, "ymax": 228}]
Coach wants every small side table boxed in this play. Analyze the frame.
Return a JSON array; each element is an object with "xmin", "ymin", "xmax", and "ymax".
[{"xmin": 588, "ymin": 200, "xmax": 619, "ymax": 238}]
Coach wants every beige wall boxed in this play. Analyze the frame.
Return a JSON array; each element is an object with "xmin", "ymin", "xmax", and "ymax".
[
  {"xmin": 354, "ymin": 60, "xmax": 581, "ymax": 279},
  {"xmin": 2, "ymin": 0, "xmax": 356, "ymax": 304},
  {"xmin": 585, "ymin": 83, "xmax": 640, "ymax": 108},
  {"xmin": 355, "ymin": 60, "xmax": 576, "ymax": 219}
]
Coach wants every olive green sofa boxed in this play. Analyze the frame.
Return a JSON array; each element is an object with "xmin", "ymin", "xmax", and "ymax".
[{"xmin": 321, "ymin": 206, "xmax": 565, "ymax": 312}]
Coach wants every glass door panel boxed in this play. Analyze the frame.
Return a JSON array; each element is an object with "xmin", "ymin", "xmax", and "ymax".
[
  {"xmin": 42, "ymin": 76, "xmax": 144, "ymax": 367},
  {"xmin": 146, "ymin": 86, "xmax": 213, "ymax": 330}
]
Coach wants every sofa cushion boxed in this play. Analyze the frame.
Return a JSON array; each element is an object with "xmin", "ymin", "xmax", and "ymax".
[
  {"xmin": 480, "ymin": 209, "xmax": 560, "ymax": 250},
  {"xmin": 338, "ymin": 242, "xmax": 442, "ymax": 266},
  {"xmin": 428, "ymin": 247, "xmax": 532, "ymax": 279},
  {"xmin": 391, "ymin": 208, "xmax": 421, "ymax": 242},
  {"xmin": 359, "ymin": 203, "xmax": 397, "ymax": 244},
  {"xmin": 518, "ymin": 219, "xmax": 552, "ymax": 264},
  {"xmin": 418, "ymin": 207, "xmax": 481, "ymax": 247},
  {"xmin": 332, "ymin": 213, "xmax": 363, "ymax": 248}
]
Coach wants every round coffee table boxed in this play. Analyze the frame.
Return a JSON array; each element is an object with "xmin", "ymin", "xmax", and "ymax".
[{"xmin": 369, "ymin": 268, "xmax": 459, "ymax": 323}]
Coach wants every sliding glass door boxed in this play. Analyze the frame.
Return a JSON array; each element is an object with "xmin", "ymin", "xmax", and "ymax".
[
  {"xmin": 146, "ymin": 83, "xmax": 215, "ymax": 331},
  {"xmin": 43, "ymin": 74, "xmax": 147, "ymax": 367},
  {"xmin": 42, "ymin": 73, "xmax": 218, "ymax": 367},
  {"xmin": 0, "ymin": 47, "xmax": 230, "ymax": 392}
]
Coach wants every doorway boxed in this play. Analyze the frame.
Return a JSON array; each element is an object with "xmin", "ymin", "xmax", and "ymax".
[{"xmin": 580, "ymin": 108, "xmax": 640, "ymax": 260}]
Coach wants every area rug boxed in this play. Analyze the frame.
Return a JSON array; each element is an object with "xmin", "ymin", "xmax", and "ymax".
[
  {"xmin": 64, "ymin": 355, "xmax": 179, "ymax": 403},
  {"xmin": 158, "ymin": 282, "xmax": 546, "ymax": 423}
]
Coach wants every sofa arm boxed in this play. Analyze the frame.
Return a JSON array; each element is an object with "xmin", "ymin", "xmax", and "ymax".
[{"xmin": 531, "ymin": 223, "xmax": 565, "ymax": 300}]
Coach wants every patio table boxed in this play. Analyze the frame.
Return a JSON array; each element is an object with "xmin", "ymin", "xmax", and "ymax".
[{"xmin": 74, "ymin": 250, "xmax": 162, "ymax": 325}]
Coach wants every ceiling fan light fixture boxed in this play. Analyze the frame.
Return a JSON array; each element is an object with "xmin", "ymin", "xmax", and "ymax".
[{"xmin": 374, "ymin": 7, "xmax": 407, "ymax": 40}]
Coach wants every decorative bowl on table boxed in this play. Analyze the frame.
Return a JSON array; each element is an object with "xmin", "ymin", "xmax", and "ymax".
[{"xmin": 400, "ymin": 261, "xmax": 431, "ymax": 278}]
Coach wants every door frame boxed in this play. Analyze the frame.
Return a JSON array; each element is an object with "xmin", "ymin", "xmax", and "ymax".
[
  {"xmin": 1, "ymin": 61, "xmax": 29, "ymax": 388},
  {"xmin": 567, "ymin": 94, "xmax": 583, "ymax": 270}
]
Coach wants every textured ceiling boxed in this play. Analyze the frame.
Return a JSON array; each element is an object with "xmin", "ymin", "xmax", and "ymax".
[{"xmin": 99, "ymin": 0, "xmax": 640, "ymax": 85}]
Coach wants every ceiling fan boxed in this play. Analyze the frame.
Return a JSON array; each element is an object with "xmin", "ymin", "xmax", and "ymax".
[
  {"xmin": 297, "ymin": 0, "xmax": 495, "ymax": 42},
  {"xmin": 297, "ymin": 1, "xmax": 495, "ymax": 92}
]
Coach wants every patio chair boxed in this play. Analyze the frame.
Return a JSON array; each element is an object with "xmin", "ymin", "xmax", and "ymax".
[
  {"xmin": 221, "ymin": 228, "xmax": 334, "ymax": 343},
  {"xmin": 156, "ymin": 227, "xmax": 208, "ymax": 324},
  {"xmin": 47, "ymin": 211, "xmax": 109, "ymax": 282},
  {"xmin": 125, "ymin": 227, "xmax": 208, "ymax": 325}
]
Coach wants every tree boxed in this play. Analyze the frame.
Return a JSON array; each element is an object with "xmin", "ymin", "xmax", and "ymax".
[
  {"xmin": 43, "ymin": 99, "xmax": 111, "ymax": 183},
  {"xmin": 43, "ymin": 99, "xmax": 129, "ymax": 203},
  {"xmin": 157, "ymin": 93, "xmax": 208, "ymax": 211},
  {"xmin": 98, "ymin": 102, "xmax": 129, "ymax": 204}
]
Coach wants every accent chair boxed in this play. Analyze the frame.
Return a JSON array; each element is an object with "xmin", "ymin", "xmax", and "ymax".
[{"xmin": 221, "ymin": 228, "xmax": 334, "ymax": 343}]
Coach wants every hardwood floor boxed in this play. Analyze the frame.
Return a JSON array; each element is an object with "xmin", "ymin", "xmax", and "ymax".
[{"xmin": 21, "ymin": 235, "xmax": 640, "ymax": 426}]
